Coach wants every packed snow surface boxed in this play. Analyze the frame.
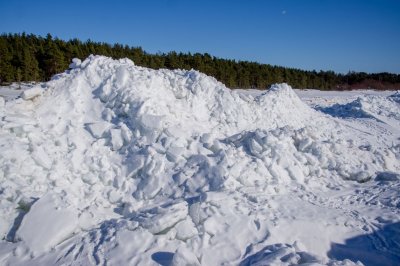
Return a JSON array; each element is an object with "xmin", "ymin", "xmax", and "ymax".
[{"xmin": 0, "ymin": 56, "xmax": 399, "ymax": 265}]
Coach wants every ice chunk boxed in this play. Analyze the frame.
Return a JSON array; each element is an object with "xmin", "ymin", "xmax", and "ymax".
[
  {"xmin": 249, "ymin": 138, "xmax": 263, "ymax": 155},
  {"xmin": 78, "ymin": 211, "xmax": 95, "ymax": 230},
  {"xmin": 0, "ymin": 216, "xmax": 8, "ymax": 239},
  {"xmin": 115, "ymin": 66, "xmax": 130, "ymax": 88},
  {"xmin": 22, "ymin": 87, "xmax": 42, "ymax": 100},
  {"xmin": 139, "ymin": 202, "xmax": 188, "ymax": 234},
  {"xmin": 32, "ymin": 146, "xmax": 52, "ymax": 169},
  {"xmin": 86, "ymin": 121, "xmax": 112, "ymax": 138},
  {"xmin": 108, "ymin": 189, "xmax": 122, "ymax": 203},
  {"xmin": 175, "ymin": 218, "xmax": 197, "ymax": 240},
  {"xmin": 16, "ymin": 193, "xmax": 78, "ymax": 254},
  {"xmin": 69, "ymin": 58, "xmax": 81, "ymax": 69},
  {"xmin": 166, "ymin": 146, "xmax": 185, "ymax": 162},
  {"xmin": 110, "ymin": 129, "xmax": 124, "ymax": 150},
  {"xmin": 140, "ymin": 114, "xmax": 163, "ymax": 129},
  {"xmin": 171, "ymin": 246, "xmax": 200, "ymax": 266},
  {"xmin": 4, "ymin": 113, "xmax": 36, "ymax": 125},
  {"xmin": 120, "ymin": 122, "xmax": 132, "ymax": 143}
]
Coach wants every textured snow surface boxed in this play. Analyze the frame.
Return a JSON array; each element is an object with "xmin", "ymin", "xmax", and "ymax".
[{"xmin": 0, "ymin": 56, "xmax": 399, "ymax": 265}]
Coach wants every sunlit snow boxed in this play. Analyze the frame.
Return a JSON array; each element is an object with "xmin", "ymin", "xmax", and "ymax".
[{"xmin": 0, "ymin": 56, "xmax": 399, "ymax": 265}]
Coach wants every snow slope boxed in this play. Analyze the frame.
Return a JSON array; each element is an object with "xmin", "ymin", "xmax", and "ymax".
[{"xmin": 0, "ymin": 56, "xmax": 399, "ymax": 265}]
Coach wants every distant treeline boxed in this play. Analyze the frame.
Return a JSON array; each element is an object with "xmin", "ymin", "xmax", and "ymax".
[{"xmin": 1, "ymin": 33, "xmax": 400, "ymax": 90}]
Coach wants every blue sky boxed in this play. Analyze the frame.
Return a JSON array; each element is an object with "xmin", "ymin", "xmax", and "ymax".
[{"xmin": 1, "ymin": 0, "xmax": 399, "ymax": 74}]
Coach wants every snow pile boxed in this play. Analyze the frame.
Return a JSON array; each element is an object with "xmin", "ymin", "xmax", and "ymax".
[
  {"xmin": 0, "ymin": 56, "xmax": 399, "ymax": 265},
  {"xmin": 389, "ymin": 90, "xmax": 400, "ymax": 103},
  {"xmin": 316, "ymin": 93, "xmax": 400, "ymax": 129}
]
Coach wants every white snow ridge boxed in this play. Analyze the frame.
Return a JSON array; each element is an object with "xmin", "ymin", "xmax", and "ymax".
[{"xmin": 0, "ymin": 56, "xmax": 399, "ymax": 265}]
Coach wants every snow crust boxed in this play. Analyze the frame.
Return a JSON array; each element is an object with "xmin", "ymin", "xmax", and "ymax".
[{"xmin": 0, "ymin": 56, "xmax": 399, "ymax": 265}]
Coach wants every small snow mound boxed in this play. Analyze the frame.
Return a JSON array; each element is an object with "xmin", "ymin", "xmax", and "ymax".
[
  {"xmin": 316, "ymin": 94, "xmax": 400, "ymax": 128},
  {"xmin": 268, "ymin": 82, "xmax": 291, "ymax": 92},
  {"xmin": 389, "ymin": 91, "xmax": 400, "ymax": 103},
  {"xmin": 69, "ymin": 58, "xmax": 82, "ymax": 69},
  {"xmin": 316, "ymin": 97, "xmax": 374, "ymax": 119}
]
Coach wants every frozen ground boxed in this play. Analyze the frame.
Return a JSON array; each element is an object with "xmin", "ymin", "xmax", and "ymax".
[{"xmin": 0, "ymin": 56, "xmax": 399, "ymax": 266}]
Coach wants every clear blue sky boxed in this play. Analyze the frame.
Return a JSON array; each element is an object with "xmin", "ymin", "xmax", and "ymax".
[{"xmin": 1, "ymin": 0, "xmax": 399, "ymax": 74}]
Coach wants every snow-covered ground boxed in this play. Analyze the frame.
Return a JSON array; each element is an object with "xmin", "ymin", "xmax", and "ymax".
[{"xmin": 0, "ymin": 56, "xmax": 399, "ymax": 266}]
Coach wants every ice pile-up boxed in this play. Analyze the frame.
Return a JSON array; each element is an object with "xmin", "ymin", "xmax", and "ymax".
[
  {"xmin": 316, "ymin": 94, "xmax": 400, "ymax": 130},
  {"xmin": 0, "ymin": 56, "xmax": 399, "ymax": 265}
]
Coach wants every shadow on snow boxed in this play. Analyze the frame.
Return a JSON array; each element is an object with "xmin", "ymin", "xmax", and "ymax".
[{"xmin": 328, "ymin": 222, "xmax": 400, "ymax": 266}]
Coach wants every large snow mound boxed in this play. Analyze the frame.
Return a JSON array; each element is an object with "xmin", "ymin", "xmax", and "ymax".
[{"xmin": 0, "ymin": 56, "xmax": 399, "ymax": 265}]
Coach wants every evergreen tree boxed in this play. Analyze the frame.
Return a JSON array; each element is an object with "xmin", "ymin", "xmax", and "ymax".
[
  {"xmin": 0, "ymin": 38, "xmax": 14, "ymax": 83},
  {"xmin": 0, "ymin": 33, "xmax": 399, "ymax": 90},
  {"xmin": 41, "ymin": 34, "xmax": 66, "ymax": 79},
  {"xmin": 22, "ymin": 46, "xmax": 40, "ymax": 81}
]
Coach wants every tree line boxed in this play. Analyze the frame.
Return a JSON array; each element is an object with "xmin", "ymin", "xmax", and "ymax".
[{"xmin": 1, "ymin": 33, "xmax": 399, "ymax": 90}]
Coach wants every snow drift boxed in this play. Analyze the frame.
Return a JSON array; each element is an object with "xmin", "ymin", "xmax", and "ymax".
[{"xmin": 0, "ymin": 56, "xmax": 399, "ymax": 265}]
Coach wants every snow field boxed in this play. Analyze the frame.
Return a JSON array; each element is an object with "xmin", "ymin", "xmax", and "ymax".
[{"xmin": 0, "ymin": 56, "xmax": 399, "ymax": 265}]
